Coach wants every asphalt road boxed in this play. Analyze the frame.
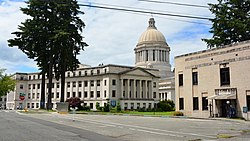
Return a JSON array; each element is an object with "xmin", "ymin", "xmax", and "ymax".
[
  {"xmin": 1, "ymin": 110, "xmax": 250, "ymax": 141},
  {"xmin": 0, "ymin": 110, "xmax": 117, "ymax": 141}
]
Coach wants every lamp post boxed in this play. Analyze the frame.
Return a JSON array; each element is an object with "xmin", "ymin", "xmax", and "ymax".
[
  {"xmin": 209, "ymin": 101, "xmax": 212, "ymax": 118},
  {"xmin": 226, "ymin": 100, "xmax": 230, "ymax": 118}
]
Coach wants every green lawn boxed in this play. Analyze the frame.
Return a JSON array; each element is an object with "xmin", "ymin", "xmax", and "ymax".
[{"xmin": 75, "ymin": 110, "xmax": 175, "ymax": 116}]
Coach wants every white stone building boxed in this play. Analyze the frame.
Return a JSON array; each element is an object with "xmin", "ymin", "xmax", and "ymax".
[
  {"xmin": 175, "ymin": 40, "xmax": 250, "ymax": 120},
  {"xmin": 0, "ymin": 95, "xmax": 6, "ymax": 109},
  {"xmin": 6, "ymin": 64, "xmax": 160, "ymax": 110},
  {"xmin": 134, "ymin": 18, "xmax": 175, "ymax": 102}
]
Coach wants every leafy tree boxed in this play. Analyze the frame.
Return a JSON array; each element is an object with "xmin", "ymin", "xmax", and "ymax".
[
  {"xmin": 203, "ymin": 0, "xmax": 250, "ymax": 48},
  {"xmin": 8, "ymin": 0, "xmax": 87, "ymax": 109},
  {"xmin": 66, "ymin": 97, "xmax": 83, "ymax": 109},
  {"xmin": 0, "ymin": 69, "xmax": 16, "ymax": 96}
]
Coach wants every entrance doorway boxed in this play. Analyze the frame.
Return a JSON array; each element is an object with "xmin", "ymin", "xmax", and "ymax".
[{"xmin": 216, "ymin": 99, "xmax": 236, "ymax": 117}]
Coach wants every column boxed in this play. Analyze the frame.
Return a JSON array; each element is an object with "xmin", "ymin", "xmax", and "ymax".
[
  {"xmin": 145, "ymin": 81, "xmax": 148, "ymax": 99},
  {"xmin": 139, "ymin": 80, "xmax": 142, "ymax": 99},
  {"xmin": 128, "ymin": 79, "xmax": 131, "ymax": 98},
  {"xmin": 133, "ymin": 79, "xmax": 136, "ymax": 99},
  {"xmin": 121, "ymin": 79, "xmax": 124, "ymax": 98}
]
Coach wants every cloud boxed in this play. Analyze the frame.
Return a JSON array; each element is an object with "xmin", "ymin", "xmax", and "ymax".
[{"xmin": 0, "ymin": 0, "xmax": 218, "ymax": 74}]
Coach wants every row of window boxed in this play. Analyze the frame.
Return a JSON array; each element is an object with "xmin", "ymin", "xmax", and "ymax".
[
  {"xmin": 179, "ymin": 97, "xmax": 208, "ymax": 111},
  {"xmin": 24, "ymin": 69, "xmax": 109, "ymax": 81},
  {"xmin": 178, "ymin": 67, "xmax": 230, "ymax": 86}
]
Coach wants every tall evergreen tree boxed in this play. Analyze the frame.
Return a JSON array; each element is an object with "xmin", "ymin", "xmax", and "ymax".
[
  {"xmin": 8, "ymin": 0, "xmax": 87, "ymax": 109},
  {"xmin": 203, "ymin": 0, "xmax": 250, "ymax": 48}
]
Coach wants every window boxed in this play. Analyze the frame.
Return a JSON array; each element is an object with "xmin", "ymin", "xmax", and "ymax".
[
  {"xmin": 90, "ymin": 103, "xmax": 93, "ymax": 109},
  {"xmin": 37, "ymin": 93, "xmax": 40, "ymax": 99},
  {"xmin": 33, "ymin": 75, "xmax": 35, "ymax": 80},
  {"xmin": 78, "ymin": 92, "xmax": 82, "ymax": 98},
  {"xmin": 57, "ymin": 83, "xmax": 60, "ymax": 88},
  {"xmin": 90, "ymin": 70, "xmax": 93, "ymax": 75},
  {"xmin": 20, "ymin": 76, "xmax": 24, "ymax": 80},
  {"xmin": 192, "ymin": 72, "xmax": 198, "ymax": 85},
  {"xmin": 97, "ymin": 80, "xmax": 100, "ymax": 86},
  {"xmin": 84, "ymin": 81, "xmax": 88, "ymax": 87},
  {"xmin": 112, "ymin": 79, "xmax": 116, "ymax": 85},
  {"xmin": 33, "ymin": 84, "xmax": 35, "ymax": 89},
  {"xmin": 97, "ymin": 70, "xmax": 100, "ymax": 74},
  {"xmin": 84, "ymin": 92, "xmax": 88, "ymax": 98},
  {"xmin": 32, "ymin": 93, "xmax": 35, "ymax": 99},
  {"xmin": 104, "ymin": 90, "xmax": 106, "ymax": 97},
  {"xmin": 52, "ymin": 83, "xmax": 54, "ymax": 88},
  {"xmin": 78, "ymin": 81, "xmax": 82, "ymax": 87},
  {"xmin": 220, "ymin": 67, "xmax": 230, "ymax": 85},
  {"xmin": 179, "ymin": 74, "xmax": 183, "ymax": 86},
  {"xmin": 37, "ymin": 84, "xmax": 40, "ymax": 89},
  {"xmin": 104, "ymin": 80, "xmax": 107, "ymax": 86},
  {"xmin": 56, "ymin": 92, "xmax": 59, "ymax": 98},
  {"xmin": 28, "ymin": 84, "xmax": 31, "ymax": 89},
  {"xmin": 32, "ymin": 103, "xmax": 34, "ymax": 108},
  {"xmin": 202, "ymin": 97, "xmax": 208, "ymax": 110},
  {"xmin": 20, "ymin": 84, "xmax": 23, "ymax": 89},
  {"xmin": 179, "ymin": 98, "xmax": 184, "ymax": 110},
  {"xmin": 73, "ymin": 82, "xmax": 76, "ymax": 87},
  {"xmin": 153, "ymin": 50, "xmax": 155, "ymax": 61},
  {"xmin": 73, "ymin": 72, "xmax": 75, "ymax": 77},
  {"xmin": 247, "ymin": 95, "xmax": 250, "ymax": 111},
  {"xmin": 79, "ymin": 71, "xmax": 82, "ymax": 76},
  {"xmin": 67, "ymin": 92, "xmax": 70, "ymax": 98},
  {"xmin": 153, "ymin": 92, "xmax": 156, "ymax": 98},
  {"xmin": 193, "ymin": 97, "xmax": 199, "ymax": 110},
  {"xmin": 67, "ymin": 82, "xmax": 70, "ymax": 88},
  {"xmin": 36, "ymin": 103, "xmax": 39, "ymax": 108},
  {"xmin": 29, "ymin": 76, "xmax": 31, "ymax": 80},
  {"xmin": 28, "ymin": 93, "xmax": 31, "ymax": 99},
  {"xmin": 73, "ymin": 92, "xmax": 76, "ymax": 97},
  {"xmin": 27, "ymin": 103, "xmax": 30, "ymax": 108},
  {"xmin": 90, "ymin": 80, "xmax": 94, "ymax": 87},
  {"xmin": 85, "ymin": 71, "xmax": 87, "ymax": 76},
  {"xmin": 112, "ymin": 90, "xmax": 116, "ymax": 97},
  {"xmin": 90, "ymin": 91, "xmax": 94, "ymax": 98},
  {"xmin": 97, "ymin": 91, "xmax": 100, "ymax": 98},
  {"xmin": 51, "ymin": 93, "xmax": 54, "ymax": 99},
  {"xmin": 153, "ymin": 82, "xmax": 156, "ymax": 88},
  {"xmin": 67, "ymin": 72, "xmax": 70, "ymax": 77}
]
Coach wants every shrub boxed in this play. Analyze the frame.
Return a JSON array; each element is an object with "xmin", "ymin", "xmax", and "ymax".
[
  {"xmin": 157, "ymin": 100, "xmax": 175, "ymax": 112},
  {"xmin": 104, "ymin": 104, "xmax": 110, "ymax": 112},
  {"xmin": 173, "ymin": 111, "xmax": 184, "ymax": 116},
  {"xmin": 96, "ymin": 102, "xmax": 100, "ymax": 111},
  {"xmin": 66, "ymin": 97, "xmax": 84, "ymax": 109}
]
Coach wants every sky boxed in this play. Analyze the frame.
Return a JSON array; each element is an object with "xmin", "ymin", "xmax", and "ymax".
[{"xmin": 0, "ymin": 0, "xmax": 218, "ymax": 74}]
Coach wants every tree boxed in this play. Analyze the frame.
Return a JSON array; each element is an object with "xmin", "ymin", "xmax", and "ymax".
[
  {"xmin": 203, "ymin": 0, "xmax": 250, "ymax": 48},
  {"xmin": 8, "ymin": 0, "xmax": 88, "ymax": 110},
  {"xmin": 0, "ymin": 69, "xmax": 16, "ymax": 96},
  {"xmin": 66, "ymin": 97, "xmax": 83, "ymax": 109}
]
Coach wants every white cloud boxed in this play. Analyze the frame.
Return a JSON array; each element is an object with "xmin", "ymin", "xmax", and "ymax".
[{"xmin": 0, "ymin": 0, "xmax": 218, "ymax": 74}]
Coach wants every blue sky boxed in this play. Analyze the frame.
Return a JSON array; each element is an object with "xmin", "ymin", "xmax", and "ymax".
[{"xmin": 0, "ymin": 0, "xmax": 217, "ymax": 74}]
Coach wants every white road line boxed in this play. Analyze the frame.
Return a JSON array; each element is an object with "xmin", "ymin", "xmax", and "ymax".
[{"xmin": 55, "ymin": 114, "xmax": 216, "ymax": 139}]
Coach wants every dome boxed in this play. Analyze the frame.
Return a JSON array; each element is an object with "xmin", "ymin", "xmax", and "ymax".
[{"xmin": 137, "ymin": 18, "xmax": 167, "ymax": 45}]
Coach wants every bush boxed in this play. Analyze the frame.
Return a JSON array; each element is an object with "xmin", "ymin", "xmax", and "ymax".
[
  {"xmin": 96, "ymin": 102, "xmax": 100, "ymax": 111},
  {"xmin": 157, "ymin": 100, "xmax": 175, "ymax": 112},
  {"xmin": 173, "ymin": 111, "xmax": 184, "ymax": 116},
  {"xmin": 82, "ymin": 106, "xmax": 91, "ymax": 111},
  {"xmin": 104, "ymin": 104, "xmax": 110, "ymax": 112}
]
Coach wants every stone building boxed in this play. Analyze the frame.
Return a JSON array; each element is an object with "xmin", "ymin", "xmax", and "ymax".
[
  {"xmin": 175, "ymin": 40, "xmax": 250, "ymax": 120},
  {"xmin": 6, "ymin": 64, "xmax": 160, "ymax": 110},
  {"xmin": 135, "ymin": 18, "xmax": 175, "ymax": 102}
]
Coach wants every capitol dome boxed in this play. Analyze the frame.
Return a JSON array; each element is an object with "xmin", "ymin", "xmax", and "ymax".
[{"xmin": 137, "ymin": 18, "xmax": 168, "ymax": 46}]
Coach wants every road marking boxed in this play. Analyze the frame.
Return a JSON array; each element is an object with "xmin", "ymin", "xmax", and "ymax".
[{"xmin": 55, "ymin": 114, "xmax": 216, "ymax": 139}]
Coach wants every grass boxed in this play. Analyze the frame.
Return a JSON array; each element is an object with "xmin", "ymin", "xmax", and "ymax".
[
  {"xmin": 217, "ymin": 134, "xmax": 234, "ymax": 138},
  {"xmin": 75, "ymin": 110, "xmax": 175, "ymax": 116}
]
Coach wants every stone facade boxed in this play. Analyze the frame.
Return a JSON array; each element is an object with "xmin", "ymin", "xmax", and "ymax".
[
  {"xmin": 175, "ymin": 40, "xmax": 250, "ymax": 120},
  {"xmin": 6, "ymin": 64, "xmax": 160, "ymax": 110}
]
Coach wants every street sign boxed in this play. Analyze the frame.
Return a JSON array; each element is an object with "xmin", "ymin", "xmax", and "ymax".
[
  {"xmin": 19, "ymin": 93, "xmax": 26, "ymax": 101},
  {"xmin": 111, "ymin": 100, "xmax": 116, "ymax": 107}
]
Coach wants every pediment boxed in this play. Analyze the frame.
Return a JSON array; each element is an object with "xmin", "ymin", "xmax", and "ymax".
[{"xmin": 119, "ymin": 68, "xmax": 155, "ymax": 77}]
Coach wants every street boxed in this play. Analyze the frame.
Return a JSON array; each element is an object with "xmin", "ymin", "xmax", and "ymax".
[{"xmin": 1, "ymin": 110, "xmax": 250, "ymax": 141}]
